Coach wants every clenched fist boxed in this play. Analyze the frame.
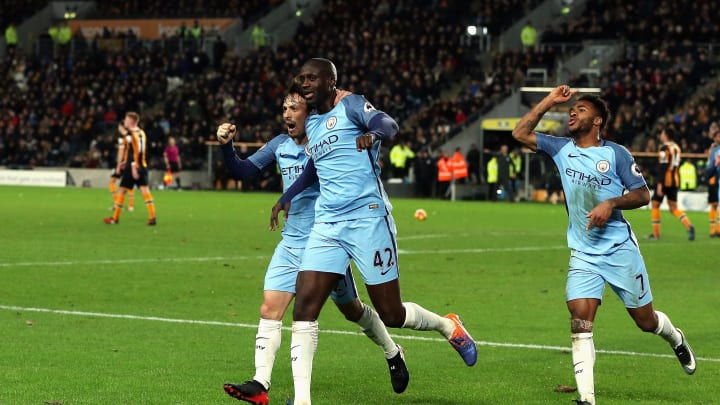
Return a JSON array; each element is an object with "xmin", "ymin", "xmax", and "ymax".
[{"xmin": 217, "ymin": 123, "xmax": 237, "ymax": 144}]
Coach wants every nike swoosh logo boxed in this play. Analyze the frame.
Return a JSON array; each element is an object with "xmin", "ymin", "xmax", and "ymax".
[
  {"xmin": 280, "ymin": 153, "xmax": 292, "ymax": 158},
  {"xmin": 573, "ymin": 361, "xmax": 584, "ymax": 368},
  {"xmin": 638, "ymin": 291, "xmax": 648, "ymax": 300},
  {"xmin": 568, "ymin": 154, "xmax": 581, "ymax": 158},
  {"xmin": 380, "ymin": 268, "xmax": 390, "ymax": 275},
  {"xmin": 290, "ymin": 345, "xmax": 300, "ymax": 350},
  {"xmin": 256, "ymin": 337, "xmax": 269, "ymax": 341}
]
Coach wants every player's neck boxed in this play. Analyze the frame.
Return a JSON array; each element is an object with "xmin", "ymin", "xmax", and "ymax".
[
  {"xmin": 316, "ymin": 90, "xmax": 337, "ymax": 114},
  {"xmin": 573, "ymin": 132, "xmax": 601, "ymax": 148}
]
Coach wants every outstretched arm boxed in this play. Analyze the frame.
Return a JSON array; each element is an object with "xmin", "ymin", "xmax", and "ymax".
[
  {"xmin": 217, "ymin": 123, "xmax": 261, "ymax": 181},
  {"xmin": 512, "ymin": 85, "xmax": 578, "ymax": 151}
]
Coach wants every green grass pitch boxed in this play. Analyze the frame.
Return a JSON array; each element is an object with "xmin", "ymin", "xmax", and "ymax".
[{"xmin": 0, "ymin": 186, "xmax": 717, "ymax": 404}]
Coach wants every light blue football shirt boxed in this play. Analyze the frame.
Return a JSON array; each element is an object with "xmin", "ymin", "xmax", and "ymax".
[
  {"xmin": 249, "ymin": 134, "xmax": 319, "ymax": 247},
  {"xmin": 536, "ymin": 133, "xmax": 647, "ymax": 255},
  {"xmin": 707, "ymin": 145, "xmax": 720, "ymax": 201},
  {"xmin": 304, "ymin": 94, "xmax": 393, "ymax": 222}
]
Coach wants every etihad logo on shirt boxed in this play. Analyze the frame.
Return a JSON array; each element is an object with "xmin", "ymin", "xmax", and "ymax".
[
  {"xmin": 306, "ymin": 134, "xmax": 339, "ymax": 158},
  {"xmin": 564, "ymin": 167, "xmax": 611, "ymax": 190},
  {"xmin": 281, "ymin": 165, "xmax": 304, "ymax": 177}
]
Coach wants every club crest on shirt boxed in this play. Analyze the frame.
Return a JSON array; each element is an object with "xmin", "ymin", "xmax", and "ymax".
[
  {"xmin": 364, "ymin": 102, "xmax": 375, "ymax": 113},
  {"xmin": 596, "ymin": 160, "xmax": 610, "ymax": 173},
  {"xmin": 326, "ymin": 116, "xmax": 337, "ymax": 129}
]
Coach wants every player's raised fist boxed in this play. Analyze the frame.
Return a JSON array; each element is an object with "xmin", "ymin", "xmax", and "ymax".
[{"xmin": 217, "ymin": 123, "xmax": 237, "ymax": 144}]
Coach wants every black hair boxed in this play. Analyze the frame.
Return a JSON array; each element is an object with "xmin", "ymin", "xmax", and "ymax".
[
  {"xmin": 663, "ymin": 126, "xmax": 676, "ymax": 141},
  {"xmin": 286, "ymin": 79, "xmax": 303, "ymax": 98},
  {"xmin": 309, "ymin": 57, "xmax": 338, "ymax": 81},
  {"xmin": 577, "ymin": 94, "xmax": 611, "ymax": 133}
]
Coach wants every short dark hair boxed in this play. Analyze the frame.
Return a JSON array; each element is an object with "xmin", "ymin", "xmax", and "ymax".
[
  {"xmin": 309, "ymin": 58, "xmax": 337, "ymax": 81},
  {"xmin": 663, "ymin": 126, "xmax": 676, "ymax": 140},
  {"xmin": 286, "ymin": 79, "xmax": 303, "ymax": 98},
  {"xmin": 577, "ymin": 94, "xmax": 611, "ymax": 133}
]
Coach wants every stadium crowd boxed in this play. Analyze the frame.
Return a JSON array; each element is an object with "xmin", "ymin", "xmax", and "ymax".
[{"xmin": 0, "ymin": 0, "xmax": 719, "ymax": 196}]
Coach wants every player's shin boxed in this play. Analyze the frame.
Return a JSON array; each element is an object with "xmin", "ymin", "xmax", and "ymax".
[
  {"xmin": 571, "ymin": 332, "xmax": 596, "ymax": 405},
  {"xmin": 654, "ymin": 311, "xmax": 682, "ymax": 346},
  {"xmin": 291, "ymin": 321, "xmax": 317, "ymax": 405},
  {"xmin": 254, "ymin": 319, "xmax": 282, "ymax": 389},
  {"xmin": 401, "ymin": 302, "xmax": 455, "ymax": 337},
  {"xmin": 357, "ymin": 303, "xmax": 398, "ymax": 357}
]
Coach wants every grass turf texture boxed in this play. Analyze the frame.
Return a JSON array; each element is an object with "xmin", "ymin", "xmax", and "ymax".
[{"xmin": 0, "ymin": 186, "xmax": 717, "ymax": 404}]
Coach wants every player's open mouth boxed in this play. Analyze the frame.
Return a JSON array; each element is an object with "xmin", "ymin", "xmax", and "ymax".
[
  {"xmin": 287, "ymin": 122, "xmax": 297, "ymax": 130},
  {"xmin": 304, "ymin": 92, "xmax": 314, "ymax": 100},
  {"xmin": 568, "ymin": 118, "xmax": 576, "ymax": 126}
]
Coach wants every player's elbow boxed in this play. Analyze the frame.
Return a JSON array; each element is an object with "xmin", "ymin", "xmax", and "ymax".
[{"xmin": 635, "ymin": 186, "xmax": 651, "ymax": 206}]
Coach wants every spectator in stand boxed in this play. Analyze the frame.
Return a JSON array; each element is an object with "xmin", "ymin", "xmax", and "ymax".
[
  {"xmin": 520, "ymin": 20, "xmax": 537, "ymax": 52},
  {"xmin": 465, "ymin": 143, "xmax": 481, "ymax": 184},
  {"xmin": 389, "ymin": 140, "xmax": 415, "ymax": 181}
]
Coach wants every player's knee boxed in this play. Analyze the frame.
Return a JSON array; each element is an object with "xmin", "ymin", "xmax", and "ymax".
[
  {"xmin": 377, "ymin": 308, "xmax": 404, "ymax": 328},
  {"xmin": 634, "ymin": 317, "xmax": 657, "ymax": 332},
  {"xmin": 570, "ymin": 318, "xmax": 593, "ymax": 333},
  {"xmin": 336, "ymin": 300, "xmax": 363, "ymax": 322},
  {"xmin": 293, "ymin": 300, "xmax": 322, "ymax": 321},
  {"xmin": 259, "ymin": 303, "xmax": 285, "ymax": 321}
]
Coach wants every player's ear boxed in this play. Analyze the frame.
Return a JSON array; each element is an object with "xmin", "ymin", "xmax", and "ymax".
[{"xmin": 594, "ymin": 116, "xmax": 603, "ymax": 127}]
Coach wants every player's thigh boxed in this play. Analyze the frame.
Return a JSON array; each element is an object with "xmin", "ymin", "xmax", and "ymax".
[
  {"xmin": 566, "ymin": 250, "xmax": 607, "ymax": 302},
  {"xmin": 708, "ymin": 184, "xmax": 719, "ymax": 204},
  {"xmin": 299, "ymin": 223, "xmax": 352, "ymax": 276},
  {"xmin": 342, "ymin": 216, "xmax": 399, "ymax": 286},
  {"xmin": 119, "ymin": 170, "xmax": 135, "ymax": 189},
  {"xmin": 603, "ymin": 243, "xmax": 653, "ymax": 308},
  {"xmin": 136, "ymin": 169, "xmax": 150, "ymax": 187},
  {"xmin": 664, "ymin": 186, "xmax": 679, "ymax": 202},
  {"xmin": 265, "ymin": 240, "xmax": 303, "ymax": 294}
]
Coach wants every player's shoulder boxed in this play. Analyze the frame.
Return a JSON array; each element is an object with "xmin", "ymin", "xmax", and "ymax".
[
  {"xmin": 341, "ymin": 93, "xmax": 375, "ymax": 112},
  {"xmin": 263, "ymin": 133, "xmax": 291, "ymax": 149}
]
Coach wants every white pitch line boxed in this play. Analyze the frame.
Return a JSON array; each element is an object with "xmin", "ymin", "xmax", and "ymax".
[
  {"xmin": 2, "ymin": 305, "xmax": 717, "ymax": 363},
  {"xmin": 397, "ymin": 245, "xmax": 567, "ymax": 254},
  {"xmin": 0, "ymin": 246, "xmax": 567, "ymax": 268},
  {"xmin": 0, "ymin": 256, "xmax": 267, "ymax": 268}
]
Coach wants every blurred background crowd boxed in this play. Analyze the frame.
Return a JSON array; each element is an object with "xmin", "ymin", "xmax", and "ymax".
[{"xmin": 1, "ymin": 0, "xmax": 718, "ymax": 197}]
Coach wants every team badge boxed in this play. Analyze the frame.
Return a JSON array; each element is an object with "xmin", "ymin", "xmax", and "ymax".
[
  {"xmin": 364, "ymin": 102, "xmax": 375, "ymax": 113},
  {"xmin": 596, "ymin": 160, "xmax": 610, "ymax": 173},
  {"xmin": 326, "ymin": 116, "xmax": 337, "ymax": 129}
]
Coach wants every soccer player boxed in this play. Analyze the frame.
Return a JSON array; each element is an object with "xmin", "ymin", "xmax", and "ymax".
[
  {"xmin": 647, "ymin": 127, "xmax": 695, "ymax": 240},
  {"xmin": 271, "ymin": 58, "xmax": 477, "ymax": 405},
  {"xmin": 108, "ymin": 135, "xmax": 134, "ymax": 211},
  {"xmin": 705, "ymin": 123, "xmax": 720, "ymax": 237},
  {"xmin": 705, "ymin": 122, "xmax": 720, "ymax": 237},
  {"xmin": 104, "ymin": 112, "xmax": 157, "ymax": 226},
  {"xmin": 218, "ymin": 83, "xmax": 409, "ymax": 405},
  {"xmin": 511, "ymin": 85, "xmax": 696, "ymax": 405}
]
